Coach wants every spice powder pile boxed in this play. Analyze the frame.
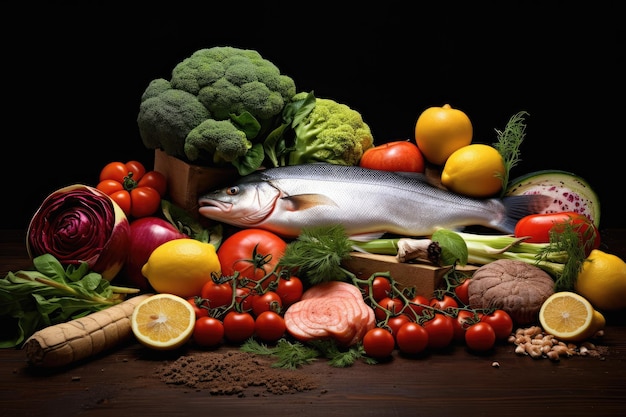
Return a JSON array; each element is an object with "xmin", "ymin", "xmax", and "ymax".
[{"xmin": 155, "ymin": 350, "xmax": 320, "ymax": 396}]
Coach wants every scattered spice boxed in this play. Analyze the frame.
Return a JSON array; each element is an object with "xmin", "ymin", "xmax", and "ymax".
[{"xmin": 155, "ymin": 351, "xmax": 320, "ymax": 396}]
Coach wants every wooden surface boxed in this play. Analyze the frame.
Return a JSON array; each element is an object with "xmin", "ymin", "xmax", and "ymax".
[{"xmin": 2, "ymin": 229, "xmax": 626, "ymax": 417}]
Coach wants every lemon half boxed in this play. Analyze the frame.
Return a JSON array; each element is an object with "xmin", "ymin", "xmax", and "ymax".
[{"xmin": 539, "ymin": 291, "xmax": 605, "ymax": 342}]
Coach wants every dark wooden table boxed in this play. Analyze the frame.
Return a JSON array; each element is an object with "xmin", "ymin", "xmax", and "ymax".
[{"xmin": 2, "ymin": 229, "xmax": 625, "ymax": 417}]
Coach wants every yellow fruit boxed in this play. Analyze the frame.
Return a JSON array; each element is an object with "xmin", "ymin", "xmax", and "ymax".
[
  {"xmin": 131, "ymin": 293, "xmax": 196, "ymax": 350},
  {"xmin": 539, "ymin": 291, "xmax": 605, "ymax": 342},
  {"xmin": 141, "ymin": 238, "xmax": 221, "ymax": 298},
  {"xmin": 414, "ymin": 104, "xmax": 473, "ymax": 166},
  {"xmin": 575, "ymin": 249, "xmax": 626, "ymax": 311},
  {"xmin": 440, "ymin": 144, "xmax": 506, "ymax": 197}
]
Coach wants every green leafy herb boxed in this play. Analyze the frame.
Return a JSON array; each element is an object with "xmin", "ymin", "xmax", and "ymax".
[
  {"xmin": 493, "ymin": 110, "xmax": 529, "ymax": 196},
  {"xmin": 0, "ymin": 254, "xmax": 139, "ymax": 348},
  {"xmin": 432, "ymin": 229, "xmax": 468, "ymax": 265}
]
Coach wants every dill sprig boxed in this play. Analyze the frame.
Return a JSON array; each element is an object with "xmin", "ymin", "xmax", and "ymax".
[{"xmin": 493, "ymin": 110, "xmax": 529, "ymax": 196}]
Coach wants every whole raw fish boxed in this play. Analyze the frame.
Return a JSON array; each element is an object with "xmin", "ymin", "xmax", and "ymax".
[{"xmin": 198, "ymin": 163, "xmax": 552, "ymax": 239}]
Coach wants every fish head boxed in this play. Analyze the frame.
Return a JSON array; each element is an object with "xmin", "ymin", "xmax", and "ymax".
[{"xmin": 198, "ymin": 176, "xmax": 281, "ymax": 228}]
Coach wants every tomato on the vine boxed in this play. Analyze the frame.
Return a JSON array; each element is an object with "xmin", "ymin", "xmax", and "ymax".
[
  {"xmin": 254, "ymin": 310, "xmax": 286, "ymax": 343},
  {"xmin": 362, "ymin": 328, "xmax": 396, "ymax": 359},
  {"xmin": 193, "ymin": 316, "xmax": 224, "ymax": 347},
  {"xmin": 452, "ymin": 309, "xmax": 477, "ymax": 343},
  {"xmin": 223, "ymin": 311, "xmax": 255, "ymax": 344},
  {"xmin": 275, "ymin": 275, "xmax": 303, "ymax": 307},
  {"xmin": 374, "ymin": 297, "xmax": 405, "ymax": 320},
  {"xmin": 217, "ymin": 229, "xmax": 287, "ymax": 289},
  {"xmin": 407, "ymin": 294, "xmax": 430, "ymax": 317},
  {"xmin": 200, "ymin": 279, "xmax": 233, "ymax": 309},
  {"xmin": 187, "ymin": 296, "xmax": 209, "ymax": 318},
  {"xmin": 252, "ymin": 291, "xmax": 283, "ymax": 317},
  {"xmin": 362, "ymin": 276, "xmax": 392, "ymax": 302},
  {"xmin": 234, "ymin": 286, "xmax": 254, "ymax": 312},
  {"xmin": 453, "ymin": 277, "xmax": 471, "ymax": 306},
  {"xmin": 96, "ymin": 160, "xmax": 166, "ymax": 218},
  {"xmin": 464, "ymin": 322, "xmax": 496, "ymax": 352},
  {"xmin": 395, "ymin": 322, "xmax": 429, "ymax": 355},
  {"xmin": 480, "ymin": 309, "xmax": 514, "ymax": 340},
  {"xmin": 423, "ymin": 313, "xmax": 455, "ymax": 349},
  {"xmin": 387, "ymin": 314, "xmax": 411, "ymax": 337},
  {"xmin": 359, "ymin": 140, "xmax": 425, "ymax": 173},
  {"xmin": 430, "ymin": 294, "xmax": 459, "ymax": 311}
]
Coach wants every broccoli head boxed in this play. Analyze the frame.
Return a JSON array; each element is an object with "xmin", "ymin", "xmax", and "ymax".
[
  {"xmin": 136, "ymin": 46, "xmax": 296, "ymax": 174},
  {"xmin": 286, "ymin": 92, "xmax": 375, "ymax": 166}
]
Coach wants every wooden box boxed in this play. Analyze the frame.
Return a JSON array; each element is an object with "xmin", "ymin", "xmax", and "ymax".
[
  {"xmin": 153, "ymin": 149, "xmax": 239, "ymax": 217},
  {"xmin": 342, "ymin": 252, "xmax": 478, "ymax": 298}
]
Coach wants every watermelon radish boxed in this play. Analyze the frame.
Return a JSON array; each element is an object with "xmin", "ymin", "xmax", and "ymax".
[{"xmin": 505, "ymin": 170, "xmax": 601, "ymax": 227}]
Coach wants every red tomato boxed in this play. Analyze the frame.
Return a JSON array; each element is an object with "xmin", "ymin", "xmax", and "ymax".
[
  {"xmin": 453, "ymin": 277, "xmax": 471, "ymax": 306},
  {"xmin": 193, "ymin": 316, "xmax": 224, "ymax": 347},
  {"xmin": 429, "ymin": 294, "xmax": 458, "ymax": 311},
  {"xmin": 275, "ymin": 276, "xmax": 303, "ymax": 307},
  {"xmin": 407, "ymin": 294, "xmax": 430, "ymax": 317},
  {"xmin": 254, "ymin": 311, "xmax": 287, "ymax": 343},
  {"xmin": 395, "ymin": 322, "xmax": 429, "ymax": 355},
  {"xmin": 465, "ymin": 322, "xmax": 496, "ymax": 352},
  {"xmin": 362, "ymin": 276, "xmax": 392, "ymax": 302},
  {"xmin": 387, "ymin": 314, "xmax": 411, "ymax": 337},
  {"xmin": 362, "ymin": 328, "xmax": 396, "ymax": 359},
  {"xmin": 223, "ymin": 311, "xmax": 256, "ymax": 344},
  {"xmin": 514, "ymin": 212, "xmax": 601, "ymax": 255},
  {"xmin": 359, "ymin": 140, "xmax": 425, "ymax": 173},
  {"xmin": 374, "ymin": 297, "xmax": 405, "ymax": 320},
  {"xmin": 200, "ymin": 279, "xmax": 234, "ymax": 309},
  {"xmin": 234, "ymin": 286, "xmax": 255, "ymax": 312},
  {"xmin": 452, "ymin": 309, "xmax": 477, "ymax": 343},
  {"xmin": 480, "ymin": 309, "xmax": 514, "ymax": 340},
  {"xmin": 217, "ymin": 229, "xmax": 287, "ymax": 288},
  {"xmin": 252, "ymin": 291, "xmax": 283, "ymax": 317},
  {"xmin": 423, "ymin": 313, "xmax": 455, "ymax": 349},
  {"xmin": 187, "ymin": 296, "xmax": 209, "ymax": 318},
  {"xmin": 97, "ymin": 160, "xmax": 166, "ymax": 219}
]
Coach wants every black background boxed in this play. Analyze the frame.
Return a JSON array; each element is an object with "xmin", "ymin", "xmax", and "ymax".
[{"xmin": 3, "ymin": 2, "xmax": 624, "ymax": 230}]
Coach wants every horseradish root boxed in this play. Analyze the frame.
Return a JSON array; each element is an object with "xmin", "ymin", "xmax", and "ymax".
[{"xmin": 23, "ymin": 294, "xmax": 152, "ymax": 367}]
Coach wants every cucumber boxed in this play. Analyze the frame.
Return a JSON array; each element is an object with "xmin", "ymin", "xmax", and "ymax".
[{"xmin": 505, "ymin": 170, "xmax": 601, "ymax": 227}]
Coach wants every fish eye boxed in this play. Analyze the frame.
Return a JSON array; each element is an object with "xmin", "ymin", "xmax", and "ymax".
[{"xmin": 226, "ymin": 186, "xmax": 239, "ymax": 195}]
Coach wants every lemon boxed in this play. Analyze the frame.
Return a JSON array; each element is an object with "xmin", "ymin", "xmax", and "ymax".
[
  {"xmin": 414, "ymin": 104, "xmax": 473, "ymax": 166},
  {"xmin": 539, "ymin": 291, "xmax": 605, "ymax": 342},
  {"xmin": 142, "ymin": 238, "xmax": 221, "ymax": 298},
  {"xmin": 440, "ymin": 144, "xmax": 506, "ymax": 197},
  {"xmin": 131, "ymin": 293, "xmax": 196, "ymax": 350},
  {"xmin": 575, "ymin": 249, "xmax": 626, "ymax": 311}
]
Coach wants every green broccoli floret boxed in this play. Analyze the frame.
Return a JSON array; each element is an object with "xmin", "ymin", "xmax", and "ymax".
[
  {"xmin": 286, "ymin": 92, "xmax": 374, "ymax": 166},
  {"xmin": 137, "ymin": 46, "xmax": 296, "ymax": 174},
  {"xmin": 185, "ymin": 119, "xmax": 252, "ymax": 164}
]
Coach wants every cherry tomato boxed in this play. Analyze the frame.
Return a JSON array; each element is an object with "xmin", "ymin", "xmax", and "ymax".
[
  {"xmin": 187, "ymin": 296, "xmax": 209, "ymax": 318},
  {"xmin": 387, "ymin": 314, "xmax": 411, "ymax": 337},
  {"xmin": 275, "ymin": 275, "xmax": 303, "ymax": 307},
  {"xmin": 452, "ymin": 309, "xmax": 477, "ymax": 343},
  {"xmin": 395, "ymin": 322, "xmax": 429, "ymax": 355},
  {"xmin": 408, "ymin": 294, "xmax": 430, "ymax": 317},
  {"xmin": 514, "ymin": 212, "xmax": 601, "ymax": 256},
  {"xmin": 234, "ymin": 286, "xmax": 254, "ymax": 312},
  {"xmin": 254, "ymin": 311, "xmax": 287, "ymax": 343},
  {"xmin": 480, "ymin": 309, "xmax": 514, "ymax": 340},
  {"xmin": 222, "ymin": 311, "xmax": 256, "ymax": 344},
  {"xmin": 193, "ymin": 316, "xmax": 224, "ymax": 347},
  {"xmin": 362, "ymin": 276, "xmax": 392, "ymax": 302},
  {"xmin": 429, "ymin": 294, "xmax": 458, "ymax": 311},
  {"xmin": 359, "ymin": 140, "xmax": 425, "ymax": 173},
  {"xmin": 217, "ymin": 229, "xmax": 287, "ymax": 288},
  {"xmin": 464, "ymin": 322, "xmax": 496, "ymax": 352},
  {"xmin": 200, "ymin": 279, "xmax": 234, "ymax": 309},
  {"xmin": 97, "ymin": 160, "xmax": 166, "ymax": 219},
  {"xmin": 252, "ymin": 291, "xmax": 283, "ymax": 317},
  {"xmin": 453, "ymin": 277, "xmax": 471, "ymax": 306},
  {"xmin": 362, "ymin": 328, "xmax": 396, "ymax": 359},
  {"xmin": 423, "ymin": 313, "xmax": 455, "ymax": 349},
  {"xmin": 374, "ymin": 297, "xmax": 405, "ymax": 320}
]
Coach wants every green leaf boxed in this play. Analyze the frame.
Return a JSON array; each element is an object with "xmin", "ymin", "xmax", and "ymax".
[
  {"xmin": 432, "ymin": 229, "xmax": 469, "ymax": 265},
  {"xmin": 233, "ymin": 143, "xmax": 265, "ymax": 176}
]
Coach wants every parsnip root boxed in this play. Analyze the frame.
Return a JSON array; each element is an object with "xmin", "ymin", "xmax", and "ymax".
[{"xmin": 23, "ymin": 294, "xmax": 152, "ymax": 367}]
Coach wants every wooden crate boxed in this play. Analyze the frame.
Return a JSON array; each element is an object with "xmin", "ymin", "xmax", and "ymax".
[
  {"xmin": 342, "ymin": 252, "xmax": 477, "ymax": 298},
  {"xmin": 153, "ymin": 149, "xmax": 239, "ymax": 217}
]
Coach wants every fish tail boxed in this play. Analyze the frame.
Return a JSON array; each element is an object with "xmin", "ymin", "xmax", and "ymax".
[{"xmin": 499, "ymin": 194, "xmax": 553, "ymax": 233}]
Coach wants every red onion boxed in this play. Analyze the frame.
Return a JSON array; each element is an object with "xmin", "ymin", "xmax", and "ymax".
[
  {"xmin": 26, "ymin": 184, "xmax": 131, "ymax": 281},
  {"xmin": 123, "ymin": 216, "xmax": 188, "ymax": 290}
]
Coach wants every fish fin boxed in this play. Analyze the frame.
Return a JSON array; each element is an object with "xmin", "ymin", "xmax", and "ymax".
[
  {"xmin": 280, "ymin": 194, "xmax": 338, "ymax": 211},
  {"xmin": 499, "ymin": 194, "xmax": 554, "ymax": 233},
  {"xmin": 347, "ymin": 232, "xmax": 387, "ymax": 242}
]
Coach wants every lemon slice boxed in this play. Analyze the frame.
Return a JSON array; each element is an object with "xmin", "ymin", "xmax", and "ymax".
[
  {"xmin": 539, "ymin": 291, "xmax": 605, "ymax": 342},
  {"xmin": 131, "ymin": 293, "xmax": 196, "ymax": 350}
]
